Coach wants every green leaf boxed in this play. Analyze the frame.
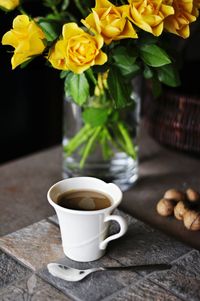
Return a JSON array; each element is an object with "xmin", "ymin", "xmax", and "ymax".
[
  {"xmin": 38, "ymin": 20, "xmax": 59, "ymax": 41},
  {"xmin": 60, "ymin": 70, "xmax": 70, "ymax": 79},
  {"xmin": 74, "ymin": 0, "xmax": 86, "ymax": 16},
  {"xmin": 157, "ymin": 64, "xmax": 181, "ymax": 87},
  {"xmin": 112, "ymin": 46, "xmax": 139, "ymax": 76},
  {"xmin": 140, "ymin": 44, "xmax": 171, "ymax": 67},
  {"xmin": 107, "ymin": 66, "xmax": 132, "ymax": 108},
  {"xmin": 85, "ymin": 68, "xmax": 97, "ymax": 85},
  {"xmin": 65, "ymin": 73, "xmax": 89, "ymax": 105},
  {"xmin": 82, "ymin": 107, "xmax": 109, "ymax": 127},
  {"xmin": 20, "ymin": 58, "xmax": 34, "ymax": 68},
  {"xmin": 62, "ymin": 0, "xmax": 69, "ymax": 10},
  {"xmin": 143, "ymin": 65, "xmax": 153, "ymax": 79}
]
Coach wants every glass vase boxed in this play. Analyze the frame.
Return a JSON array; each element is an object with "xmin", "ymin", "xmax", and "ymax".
[{"xmin": 62, "ymin": 81, "xmax": 141, "ymax": 192}]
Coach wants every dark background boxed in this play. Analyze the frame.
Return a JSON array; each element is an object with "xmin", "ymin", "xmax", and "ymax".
[
  {"xmin": 0, "ymin": 3, "xmax": 200, "ymax": 165},
  {"xmin": 0, "ymin": 4, "xmax": 64, "ymax": 165}
]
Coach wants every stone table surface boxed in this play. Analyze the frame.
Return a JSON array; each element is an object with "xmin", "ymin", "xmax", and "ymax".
[{"xmin": 0, "ymin": 124, "xmax": 200, "ymax": 300}]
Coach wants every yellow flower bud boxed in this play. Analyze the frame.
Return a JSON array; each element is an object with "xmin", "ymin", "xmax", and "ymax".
[
  {"xmin": 48, "ymin": 23, "xmax": 107, "ymax": 74},
  {"xmin": 94, "ymin": 86, "xmax": 101, "ymax": 96},
  {"xmin": 2, "ymin": 15, "xmax": 45, "ymax": 69},
  {"xmin": 0, "ymin": 0, "xmax": 19, "ymax": 10}
]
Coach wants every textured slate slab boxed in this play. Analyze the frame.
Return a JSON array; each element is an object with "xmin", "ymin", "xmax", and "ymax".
[
  {"xmin": 0, "ymin": 250, "xmax": 31, "ymax": 289},
  {"xmin": 148, "ymin": 250, "xmax": 200, "ymax": 301},
  {"xmin": 106, "ymin": 278, "xmax": 182, "ymax": 301},
  {"xmin": 0, "ymin": 219, "xmax": 64, "ymax": 271},
  {"xmin": 0, "ymin": 274, "xmax": 71, "ymax": 301},
  {"xmin": 106, "ymin": 220, "xmax": 192, "ymax": 269}
]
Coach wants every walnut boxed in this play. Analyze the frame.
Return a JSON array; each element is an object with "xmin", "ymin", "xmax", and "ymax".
[
  {"xmin": 156, "ymin": 198, "xmax": 176, "ymax": 217},
  {"xmin": 174, "ymin": 201, "xmax": 189, "ymax": 221},
  {"xmin": 183, "ymin": 210, "xmax": 200, "ymax": 231},
  {"xmin": 186, "ymin": 188, "xmax": 200, "ymax": 203},
  {"xmin": 164, "ymin": 189, "xmax": 185, "ymax": 202}
]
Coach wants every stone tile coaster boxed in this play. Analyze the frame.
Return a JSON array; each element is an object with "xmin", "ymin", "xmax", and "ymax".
[
  {"xmin": 37, "ymin": 215, "xmax": 191, "ymax": 301},
  {"xmin": 0, "ymin": 250, "xmax": 31, "ymax": 289},
  {"xmin": 107, "ymin": 220, "xmax": 192, "ymax": 269},
  {"xmin": 0, "ymin": 219, "xmax": 64, "ymax": 271},
  {"xmin": 106, "ymin": 278, "xmax": 182, "ymax": 301},
  {"xmin": 148, "ymin": 250, "xmax": 200, "ymax": 301},
  {"xmin": 0, "ymin": 274, "xmax": 71, "ymax": 301}
]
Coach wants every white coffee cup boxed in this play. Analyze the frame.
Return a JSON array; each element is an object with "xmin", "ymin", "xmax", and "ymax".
[{"xmin": 47, "ymin": 177, "xmax": 128, "ymax": 262}]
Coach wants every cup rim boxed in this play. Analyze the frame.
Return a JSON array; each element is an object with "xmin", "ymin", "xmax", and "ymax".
[{"xmin": 47, "ymin": 177, "xmax": 122, "ymax": 215}]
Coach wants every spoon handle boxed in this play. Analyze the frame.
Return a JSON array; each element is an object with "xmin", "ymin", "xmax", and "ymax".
[{"xmin": 102, "ymin": 263, "xmax": 172, "ymax": 271}]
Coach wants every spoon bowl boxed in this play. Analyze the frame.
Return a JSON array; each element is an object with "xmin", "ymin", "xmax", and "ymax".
[{"xmin": 47, "ymin": 262, "xmax": 172, "ymax": 282}]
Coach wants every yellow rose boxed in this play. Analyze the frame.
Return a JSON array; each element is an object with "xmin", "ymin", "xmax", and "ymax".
[
  {"xmin": 192, "ymin": 0, "xmax": 200, "ymax": 17},
  {"xmin": 82, "ymin": 0, "xmax": 137, "ymax": 45},
  {"xmin": 48, "ymin": 23, "xmax": 107, "ymax": 74},
  {"xmin": 0, "ymin": 0, "xmax": 19, "ymax": 10},
  {"xmin": 128, "ymin": 0, "xmax": 174, "ymax": 36},
  {"xmin": 164, "ymin": 0, "xmax": 196, "ymax": 38},
  {"xmin": 2, "ymin": 15, "xmax": 45, "ymax": 69}
]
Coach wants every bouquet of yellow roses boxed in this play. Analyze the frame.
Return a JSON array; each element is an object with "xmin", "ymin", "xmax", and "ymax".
[{"xmin": 1, "ymin": 0, "xmax": 200, "ymax": 170}]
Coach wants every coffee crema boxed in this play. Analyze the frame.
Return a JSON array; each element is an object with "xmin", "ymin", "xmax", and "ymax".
[{"xmin": 57, "ymin": 189, "xmax": 112, "ymax": 211}]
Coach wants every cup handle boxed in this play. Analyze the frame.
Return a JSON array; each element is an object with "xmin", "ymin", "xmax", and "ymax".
[{"xmin": 99, "ymin": 215, "xmax": 128, "ymax": 250}]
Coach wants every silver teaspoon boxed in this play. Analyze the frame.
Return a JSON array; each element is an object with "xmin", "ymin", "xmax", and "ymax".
[{"xmin": 47, "ymin": 263, "xmax": 172, "ymax": 282}]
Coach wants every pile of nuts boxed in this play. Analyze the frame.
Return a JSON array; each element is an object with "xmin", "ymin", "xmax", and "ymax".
[{"xmin": 156, "ymin": 188, "xmax": 200, "ymax": 231}]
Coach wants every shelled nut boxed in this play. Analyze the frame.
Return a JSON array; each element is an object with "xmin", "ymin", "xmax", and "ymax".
[
  {"xmin": 186, "ymin": 188, "xmax": 200, "ymax": 203},
  {"xmin": 156, "ymin": 198, "xmax": 176, "ymax": 217},
  {"xmin": 174, "ymin": 201, "xmax": 189, "ymax": 221},
  {"xmin": 183, "ymin": 210, "xmax": 200, "ymax": 231},
  {"xmin": 164, "ymin": 189, "xmax": 185, "ymax": 202}
]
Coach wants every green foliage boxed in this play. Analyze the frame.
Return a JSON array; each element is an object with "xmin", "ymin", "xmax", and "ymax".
[
  {"xmin": 112, "ymin": 46, "xmax": 140, "ymax": 77},
  {"xmin": 139, "ymin": 44, "xmax": 171, "ymax": 67},
  {"xmin": 60, "ymin": 70, "xmax": 70, "ymax": 79},
  {"xmin": 143, "ymin": 65, "xmax": 153, "ymax": 79},
  {"xmin": 38, "ymin": 18, "xmax": 61, "ymax": 42},
  {"xmin": 61, "ymin": 0, "xmax": 70, "ymax": 10},
  {"xmin": 157, "ymin": 64, "xmax": 181, "ymax": 87},
  {"xmin": 64, "ymin": 72, "xmax": 89, "ymax": 105},
  {"xmin": 107, "ymin": 66, "xmax": 132, "ymax": 108},
  {"xmin": 85, "ymin": 69, "xmax": 97, "ymax": 85}
]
